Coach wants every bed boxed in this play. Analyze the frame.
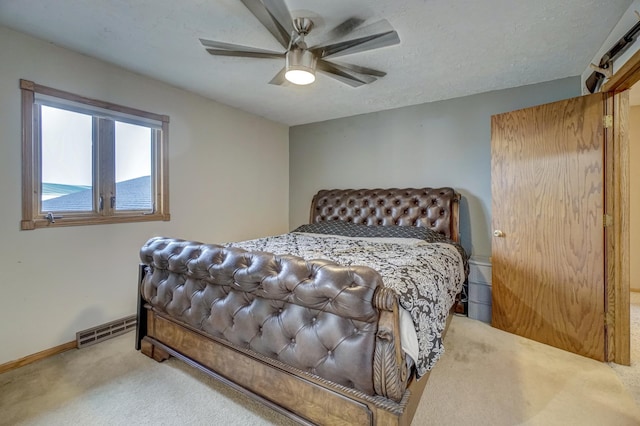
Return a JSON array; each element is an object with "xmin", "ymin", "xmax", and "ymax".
[{"xmin": 136, "ymin": 187, "xmax": 467, "ymax": 425}]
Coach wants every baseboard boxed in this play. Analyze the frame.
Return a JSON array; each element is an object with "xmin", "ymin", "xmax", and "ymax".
[{"xmin": 0, "ymin": 341, "xmax": 76, "ymax": 375}]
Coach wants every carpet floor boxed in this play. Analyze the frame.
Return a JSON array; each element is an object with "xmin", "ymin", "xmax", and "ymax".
[
  {"xmin": 1, "ymin": 309, "xmax": 639, "ymax": 425},
  {"xmin": 611, "ymin": 291, "xmax": 640, "ymax": 407}
]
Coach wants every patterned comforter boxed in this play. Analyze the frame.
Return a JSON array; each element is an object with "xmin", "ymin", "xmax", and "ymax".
[{"xmin": 228, "ymin": 232, "xmax": 466, "ymax": 377}]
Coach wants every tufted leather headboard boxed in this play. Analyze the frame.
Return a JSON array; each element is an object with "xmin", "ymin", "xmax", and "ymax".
[{"xmin": 309, "ymin": 188, "xmax": 461, "ymax": 242}]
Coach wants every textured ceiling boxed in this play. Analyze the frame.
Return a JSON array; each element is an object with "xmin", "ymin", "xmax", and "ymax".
[{"xmin": 0, "ymin": 0, "xmax": 633, "ymax": 125}]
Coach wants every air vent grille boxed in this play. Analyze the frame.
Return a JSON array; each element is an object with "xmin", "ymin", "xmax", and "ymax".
[{"xmin": 76, "ymin": 315, "xmax": 136, "ymax": 348}]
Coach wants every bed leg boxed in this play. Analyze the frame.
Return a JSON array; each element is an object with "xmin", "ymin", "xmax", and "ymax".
[
  {"xmin": 136, "ymin": 264, "xmax": 168, "ymax": 363},
  {"xmin": 140, "ymin": 339, "xmax": 170, "ymax": 362}
]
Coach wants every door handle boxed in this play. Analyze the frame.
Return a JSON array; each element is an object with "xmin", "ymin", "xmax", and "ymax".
[{"xmin": 493, "ymin": 230, "xmax": 505, "ymax": 238}]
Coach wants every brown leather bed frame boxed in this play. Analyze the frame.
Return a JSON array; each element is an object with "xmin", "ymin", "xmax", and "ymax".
[{"xmin": 136, "ymin": 188, "xmax": 461, "ymax": 425}]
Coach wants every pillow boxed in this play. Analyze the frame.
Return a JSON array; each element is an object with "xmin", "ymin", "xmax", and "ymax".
[{"xmin": 292, "ymin": 220, "xmax": 446, "ymax": 241}]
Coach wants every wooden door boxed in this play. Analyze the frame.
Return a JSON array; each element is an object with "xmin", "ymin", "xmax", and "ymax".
[{"xmin": 491, "ymin": 93, "xmax": 606, "ymax": 361}]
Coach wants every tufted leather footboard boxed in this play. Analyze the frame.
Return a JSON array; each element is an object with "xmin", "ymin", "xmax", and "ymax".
[
  {"xmin": 138, "ymin": 236, "xmax": 404, "ymax": 395},
  {"xmin": 136, "ymin": 238, "xmax": 415, "ymax": 424}
]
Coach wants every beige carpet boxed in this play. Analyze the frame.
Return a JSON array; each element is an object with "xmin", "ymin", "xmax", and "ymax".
[
  {"xmin": 611, "ymin": 291, "xmax": 640, "ymax": 407},
  {"xmin": 418, "ymin": 316, "xmax": 640, "ymax": 426},
  {"xmin": 1, "ymin": 314, "xmax": 639, "ymax": 426}
]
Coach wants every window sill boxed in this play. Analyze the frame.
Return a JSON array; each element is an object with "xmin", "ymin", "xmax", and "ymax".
[{"xmin": 20, "ymin": 213, "xmax": 170, "ymax": 230}]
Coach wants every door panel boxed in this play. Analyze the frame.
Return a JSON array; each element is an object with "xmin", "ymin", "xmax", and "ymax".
[{"xmin": 491, "ymin": 93, "xmax": 606, "ymax": 361}]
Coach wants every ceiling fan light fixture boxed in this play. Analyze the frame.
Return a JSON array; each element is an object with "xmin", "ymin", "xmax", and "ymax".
[
  {"xmin": 285, "ymin": 49, "xmax": 317, "ymax": 85},
  {"xmin": 285, "ymin": 69, "xmax": 315, "ymax": 85},
  {"xmin": 200, "ymin": 2, "xmax": 401, "ymax": 88}
]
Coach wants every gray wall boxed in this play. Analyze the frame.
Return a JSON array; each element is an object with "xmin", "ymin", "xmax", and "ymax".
[
  {"xmin": 289, "ymin": 77, "xmax": 581, "ymax": 257},
  {"xmin": 0, "ymin": 25, "xmax": 289, "ymax": 364}
]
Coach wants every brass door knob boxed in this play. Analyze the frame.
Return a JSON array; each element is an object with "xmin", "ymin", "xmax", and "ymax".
[{"xmin": 493, "ymin": 230, "xmax": 505, "ymax": 238}]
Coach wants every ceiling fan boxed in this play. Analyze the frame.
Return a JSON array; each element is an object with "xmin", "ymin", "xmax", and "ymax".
[{"xmin": 200, "ymin": 0, "xmax": 400, "ymax": 87}]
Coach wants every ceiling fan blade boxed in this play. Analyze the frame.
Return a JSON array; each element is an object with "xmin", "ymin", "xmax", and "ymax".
[
  {"xmin": 269, "ymin": 67, "xmax": 290, "ymax": 86},
  {"xmin": 330, "ymin": 61, "xmax": 386, "ymax": 77},
  {"xmin": 263, "ymin": 0, "xmax": 295, "ymax": 38},
  {"xmin": 200, "ymin": 38, "xmax": 283, "ymax": 55},
  {"xmin": 312, "ymin": 19, "xmax": 400, "ymax": 59},
  {"xmin": 240, "ymin": 0, "xmax": 291, "ymax": 49},
  {"xmin": 205, "ymin": 48, "xmax": 284, "ymax": 59},
  {"xmin": 317, "ymin": 60, "xmax": 377, "ymax": 87},
  {"xmin": 324, "ymin": 17, "xmax": 366, "ymax": 41}
]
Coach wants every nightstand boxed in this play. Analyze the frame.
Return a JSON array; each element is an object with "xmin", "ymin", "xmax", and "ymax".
[{"xmin": 468, "ymin": 256, "xmax": 492, "ymax": 323}]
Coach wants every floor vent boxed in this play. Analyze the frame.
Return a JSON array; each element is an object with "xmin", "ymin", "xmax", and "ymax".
[{"xmin": 76, "ymin": 315, "xmax": 137, "ymax": 349}]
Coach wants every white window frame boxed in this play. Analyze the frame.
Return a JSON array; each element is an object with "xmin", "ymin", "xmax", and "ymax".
[{"xmin": 20, "ymin": 79, "xmax": 170, "ymax": 230}]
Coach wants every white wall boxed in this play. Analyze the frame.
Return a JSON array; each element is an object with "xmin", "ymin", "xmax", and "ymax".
[
  {"xmin": 0, "ymin": 26, "xmax": 289, "ymax": 364},
  {"xmin": 289, "ymin": 77, "xmax": 580, "ymax": 257}
]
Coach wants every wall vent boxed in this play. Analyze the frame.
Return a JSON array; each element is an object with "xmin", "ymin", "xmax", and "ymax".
[{"xmin": 76, "ymin": 315, "xmax": 137, "ymax": 348}]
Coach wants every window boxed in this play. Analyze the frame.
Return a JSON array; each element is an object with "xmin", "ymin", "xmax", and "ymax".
[{"xmin": 20, "ymin": 79, "xmax": 170, "ymax": 230}]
